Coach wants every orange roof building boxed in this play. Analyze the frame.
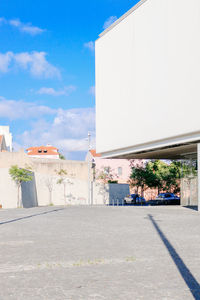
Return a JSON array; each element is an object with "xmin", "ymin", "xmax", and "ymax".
[
  {"xmin": 89, "ymin": 149, "xmax": 101, "ymax": 158},
  {"xmin": 26, "ymin": 145, "xmax": 59, "ymax": 159}
]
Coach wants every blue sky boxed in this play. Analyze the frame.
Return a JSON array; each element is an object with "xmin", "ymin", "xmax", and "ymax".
[{"xmin": 0, "ymin": 0, "xmax": 139, "ymax": 160}]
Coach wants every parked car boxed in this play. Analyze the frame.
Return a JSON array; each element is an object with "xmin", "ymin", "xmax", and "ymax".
[
  {"xmin": 124, "ymin": 194, "xmax": 146, "ymax": 205},
  {"xmin": 135, "ymin": 196, "xmax": 146, "ymax": 205},
  {"xmin": 154, "ymin": 193, "xmax": 180, "ymax": 205},
  {"xmin": 124, "ymin": 194, "xmax": 139, "ymax": 204}
]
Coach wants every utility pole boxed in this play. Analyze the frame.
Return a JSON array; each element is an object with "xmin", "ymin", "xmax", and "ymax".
[{"xmin": 88, "ymin": 132, "xmax": 91, "ymax": 206}]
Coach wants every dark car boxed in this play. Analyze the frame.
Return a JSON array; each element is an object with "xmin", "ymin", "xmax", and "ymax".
[
  {"xmin": 124, "ymin": 194, "xmax": 146, "ymax": 205},
  {"xmin": 135, "ymin": 196, "xmax": 146, "ymax": 205},
  {"xmin": 154, "ymin": 193, "xmax": 180, "ymax": 205}
]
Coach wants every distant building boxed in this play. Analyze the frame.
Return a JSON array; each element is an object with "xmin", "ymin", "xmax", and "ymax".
[
  {"xmin": 0, "ymin": 126, "xmax": 12, "ymax": 152},
  {"xmin": 86, "ymin": 149, "xmax": 132, "ymax": 183},
  {"xmin": 86, "ymin": 149, "xmax": 158, "ymax": 200},
  {"xmin": 0, "ymin": 135, "xmax": 7, "ymax": 152},
  {"xmin": 26, "ymin": 145, "xmax": 59, "ymax": 159}
]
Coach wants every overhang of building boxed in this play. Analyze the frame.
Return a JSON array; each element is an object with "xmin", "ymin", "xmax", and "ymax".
[{"xmin": 100, "ymin": 143, "xmax": 198, "ymax": 160}]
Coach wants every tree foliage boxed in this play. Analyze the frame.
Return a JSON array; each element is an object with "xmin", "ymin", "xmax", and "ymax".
[
  {"xmin": 59, "ymin": 153, "xmax": 66, "ymax": 160},
  {"xmin": 55, "ymin": 169, "xmax": 73, "ymax": 204},
  {"xmin": 9, "ymin": 165, "xmax": 32, "ymax": 207},
  {"xmin": 130, "ymin": 160, "xmax": 197, "ymax": 195},
  {"xmin": 9, "ymin": 165, "xmax": 32, "ymax": 186},
  {"xmin": 56, "ymin": 169, "xmax": 68, "ymax": 185},
  {"xmin": 96, "ymin": 166, "xmax": 118, "ymax": 184}
]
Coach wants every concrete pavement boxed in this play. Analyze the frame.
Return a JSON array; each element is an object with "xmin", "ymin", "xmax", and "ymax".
[{"xmin": 0, "ymin": 206, "xmax": 199, "ymax": 299}]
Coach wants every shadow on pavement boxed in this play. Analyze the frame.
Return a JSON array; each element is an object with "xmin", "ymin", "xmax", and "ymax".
[
  {"xmin": 148, "ymin": 214, "xmax": 200, "ymax": 300},
  {"xmin": 0, "ymin": 208, "xmax": 65, "ymax": 226},
  {"xmin": 183, "ymin": 206, "xmax": 198, "ymax": 212}
]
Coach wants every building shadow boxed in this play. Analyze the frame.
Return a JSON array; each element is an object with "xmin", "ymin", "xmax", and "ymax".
[
  {"xmin": 183, "ymin": 206, "xmax": 198, "ymax": 211},
  {"xmin": 148, "ymin": 214, "xmax": 200, "ymax": 299},
  {"xmin": 0, "ymin": 208, "xmax": 64, "ymax": 226},
  {"xmin": 21, "ymin": 172, "xmax": 38, "ymax": 208}
]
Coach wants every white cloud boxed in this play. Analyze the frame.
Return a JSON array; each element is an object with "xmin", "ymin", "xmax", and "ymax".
[
  {"xmin": 9, "ymin": 19, "xmax": 21, "ymax": 27},
  {"xmin": 84, "ymin": 16, "xmax": 117, "ymax": 54},
  {"xmin": 0, "ymin": 17, "xmax": 6, "ymax": 25},
  {"xmin": 89, "ymin": 86, "xmax": 95, "ymax": 96},
  {"xmin": 0, "ymin": 52, "xmax": 13, "ymax": 72},
  {"xmin": 57, "ymin": 138, "xmax": 94, "ymax": 152},
  {"xmin": 0, "ymin": 96, "xmax": 95, "ymax": 158},
  {"xmin": 0, "ymin": 18, "xmax": 45, "ymax": 35},
  {"xmin": 0, "ymin": 96, "xmax": 55, "ymax": 120},
  {"xmin": 16, "ymin": 107, "xmax": 96, "ymax": 157},
  {"xmin": 103, "ymin": 16, "xmax": 117, "ymax": 30},
  {"xmin": 0, "ymin": 51, "xmax": 60, "ymax": 79},
  {"xmin": 14, "ymin": 51, "xmax": 60, "ymax": 78},
  {"xmin": 84, "ymin": 41, "xmax": 95, "ymax": 52},
  {"xmin": 37, "ymin": 85, "xmax": 76, "ymax": 96}
]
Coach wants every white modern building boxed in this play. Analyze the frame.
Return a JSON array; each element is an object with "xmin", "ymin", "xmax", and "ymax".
[
  {"xmin": 95, "ymin": 0, "xmax": 200, "ymax": 209},
  {"xmin": 0, "ymin": 126, "xmax": 12, "ymax": 152}
]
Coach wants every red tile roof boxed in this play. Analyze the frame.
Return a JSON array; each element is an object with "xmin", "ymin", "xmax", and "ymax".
[
  {"xmin": 26, "ymin": 146, "xmax": 59, "ymax": 156},
  {"xmin": 90, "ymin": 149, "xmax": 101, "ymax": 157}
]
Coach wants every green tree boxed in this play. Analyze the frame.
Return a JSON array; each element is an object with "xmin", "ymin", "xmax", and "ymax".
[
  {"xmin": 96, "ymin": 166, "xmax": 118, "ymax": 184},
  {"xmin": 164, "ymin": 160, "xmax": 197, "ymax": 193},
  {"xmin": 9, "ymin": 165, "xmax": 32, "ymax": 208},
  {"xmin": 59, "ymin": 153, "xmax": 66, "ymax": 160},
  {"xmin": 56, "ymin": 169, "xmax": 68, "ymax": 202},
  {"xmin": 146, "ymin": 160, "xmax": 169, "ymax": 193},
  {"xmin": 130, "ymin": 159, "xmax": 197, "ymax": 195},
  {"xmin": 130, "ymin": 166, "xmax": 148, "ymax": 195}
]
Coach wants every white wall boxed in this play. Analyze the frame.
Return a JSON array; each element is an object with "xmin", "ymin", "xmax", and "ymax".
[
  {"xmin": 181, "ymin": 177, "xmax": 197, "ymax": 206},
  {"xmin": 0, "ymin": 126, "xmax": 12, "ymax": 152},
  {"xmin": 96, "ymin": 0, "xmax": 200, "ymax": 154},
  {"xmin": 28, "ymin": 155, "xmax": 59, "ymax": 159},
  {"xmin": 0, "ymin": 168, "xmax": 18, "ymax": 208},
  {"xmin": 0, "ymin": 168, "xmax": 130, "ymax": 208}
]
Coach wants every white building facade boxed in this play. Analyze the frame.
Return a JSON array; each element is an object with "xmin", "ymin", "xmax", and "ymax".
[
  {"xmin": 0, "ymin": 126, "xmax": 12, "ymax": 152},
  {"xmin": 96, "ymin": 0, "xmax": 200, "ymax": 210}
]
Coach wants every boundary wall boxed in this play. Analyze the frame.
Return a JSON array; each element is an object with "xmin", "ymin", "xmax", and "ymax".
[{"xmin": 0, "ymin": 151, "xmax": 130, "ymax": 208}]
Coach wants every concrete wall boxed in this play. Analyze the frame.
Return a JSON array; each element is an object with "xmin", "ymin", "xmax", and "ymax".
[
  {"xmin": 0, "ymin": 150, "xmax": 88, "ymax": 180},
  {"xmin": 96, "ymin": 0, "xmax": 200, "ymax": 156},
  {"xmin": 0, "ymin": 167, "xmax": 130, "ymax": 208},
  {"xmin": 108, "ymin": 184, "xmax": 130, "ymax": 205},
  {"xmin": 181, "ymin": 177, "xmax": 198, "ymax": 206},
  {"xmin": 35, "ymin": 173, "xmax": 88, "ymax": 206},
  {"xmin": 92, "ymin": 183, "xmax": 129, "ymax": 205},
  {"xmin": 0, "ymin": 168, "xmax": 18, "ymax": 208}
]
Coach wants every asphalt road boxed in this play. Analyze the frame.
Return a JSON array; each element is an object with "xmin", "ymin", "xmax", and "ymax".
[{"xmin": 0, "ymin": 205, "xmax": 199, "ymax": 299}]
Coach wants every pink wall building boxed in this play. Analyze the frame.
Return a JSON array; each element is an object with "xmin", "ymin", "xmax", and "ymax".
[
  {"xmin": 86, "ymin": 149, "xmax": 132, "ymax": 184},
  {"xmin": 86, "ymin": 150, "xmax": 157, "ymax": 200}
]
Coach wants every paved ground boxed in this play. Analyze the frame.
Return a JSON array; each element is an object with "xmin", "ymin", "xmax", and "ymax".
[{"xmin": 0, "ymin": 205, "xmax": 200, "ymax": 300}]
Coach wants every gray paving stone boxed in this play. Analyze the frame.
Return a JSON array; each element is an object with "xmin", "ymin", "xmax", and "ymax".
[{"xmin": 0, "ymin": 205, "xmax": 199, "ymax": 299}]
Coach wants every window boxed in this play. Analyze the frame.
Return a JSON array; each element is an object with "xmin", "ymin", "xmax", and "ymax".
[
  {"xmin": 104, "ymin": 167, "xmax": 110, "ymax": 174},
  {"xmin": 118, "ymin": 167, "xmax": 122, "ymax": 176},
  {"xmin": 38, "ymin": 149, "xmax": 42, "ymax": 153},
  {"xmin": 43, "ymin": 150, "xmax": 48, "ymax": 153}
]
